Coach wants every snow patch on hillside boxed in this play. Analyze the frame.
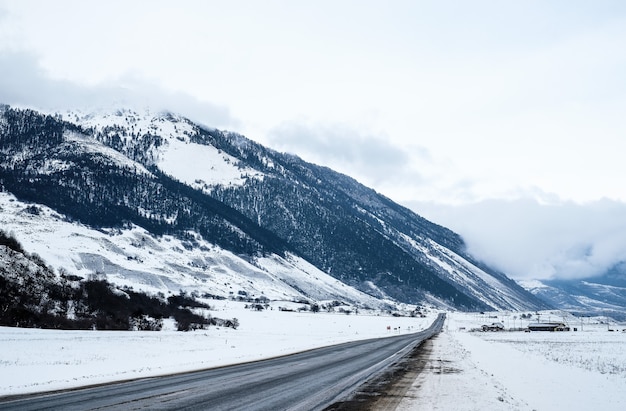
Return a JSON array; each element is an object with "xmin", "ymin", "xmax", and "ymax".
[
  {"xmin": 63, "ymin": 130, "xmax": 153, "ymax": 176},
  {"xmin": 518, "ymin": 279, "xmax": 549, "ymax": 289},
  {"xmin": 157, "ymin": 135, "xmax": 261, "ymax": 190},
  {"xmin": 399, "ymin": 232, "xmax": 529, "ymax": 310},
  {"xmin": 0, "ymin": 192, "xmax": 387, "ymax": 307},
  {"xmin": 255, "ymin": 255, "xmax": 386, "ymax": 307},
  {"xmin": 63, "ymin": 108, "xmax": 264, "ymax": 190}
]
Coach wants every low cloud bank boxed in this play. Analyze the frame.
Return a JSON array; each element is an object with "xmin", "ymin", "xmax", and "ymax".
[
  {"xmin": 0, "ymin": 51, "xmax": 238, "ymax": 129},
  {"xmin": 410, "ymin": 197, "xmax": 626, "ymax": 281},
  {"xmin": 267, "ymin": 121, "xmax": 431, "ymax": 190}
]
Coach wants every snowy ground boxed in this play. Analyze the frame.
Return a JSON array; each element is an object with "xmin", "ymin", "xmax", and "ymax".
[
  {"xmin": 2, "ymin": 307, "xmax": 625, "ymax": 411},
  {"xmin": 397, "ymin": 311, "xmax": 626, "ymax": 411},
  {"xmin": 0, "ymin": 300, "xmax": 433, "ymax": 397}
]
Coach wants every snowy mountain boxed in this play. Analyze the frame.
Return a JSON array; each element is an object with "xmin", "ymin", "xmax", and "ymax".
[
  {"xmin": 520, "ymin": 265, "xmax": 626, "ymax": 320},
  {"xmin": 0, "ymin": 105, "xmax": 548, "ymax": 311}
]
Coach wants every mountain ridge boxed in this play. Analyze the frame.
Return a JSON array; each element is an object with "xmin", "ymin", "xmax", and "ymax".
[
  {"xmin": 0, "ymin": 105, "xmax": 548, "ymax": 311},
  {"xmin": 520, "ymin": 263, "xmax": 626, "ymax": 321}
]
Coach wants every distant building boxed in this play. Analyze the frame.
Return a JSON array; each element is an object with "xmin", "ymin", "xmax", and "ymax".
[
  {"xmin": 481, "ymin": 322, "xmax": 505, "ymax": 332},
  {"xmin": 527, "ymin": 322, "xmax": 570, "ymax": 332}
]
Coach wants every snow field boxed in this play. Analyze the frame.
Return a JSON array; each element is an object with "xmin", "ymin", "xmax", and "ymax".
[
  {"xmin": 0, "ymin": 300, "xmax": 434, "ymax": 396},
  {"xmin": 3, "ymin": 270, "xmax": 625, "ymax": 411},
  {"xmin": 398, "ymin": 311, "xmax": 626, "ymax": 411}
]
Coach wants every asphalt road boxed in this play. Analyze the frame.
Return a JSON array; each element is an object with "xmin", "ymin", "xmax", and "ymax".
[{"xmin": 0, "ymin": 314, "xmax": 445, "ymax": 411}]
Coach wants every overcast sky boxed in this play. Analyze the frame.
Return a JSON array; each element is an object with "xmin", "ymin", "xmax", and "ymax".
[{"xmin": 1, "ymin": 0, "xmax": 626, "ymax": 281}]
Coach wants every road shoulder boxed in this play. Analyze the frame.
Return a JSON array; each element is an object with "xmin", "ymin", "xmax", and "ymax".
[{"xmin": 394, "ymin": 330, "xmax": 528, "ymax": 411}]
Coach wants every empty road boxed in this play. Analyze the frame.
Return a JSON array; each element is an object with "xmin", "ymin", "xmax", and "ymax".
[{"xmin": 0, "ymin": 314, "xmax": 445, "ymax": 411}]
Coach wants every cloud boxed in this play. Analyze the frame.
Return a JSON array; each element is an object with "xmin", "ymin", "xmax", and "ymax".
[
  {"xmin": 409, "ymin": 197, "xmax": 626, "ymax": 281},
  {"xmin": 267, "ymin": 121, "xmax": 429, "ymax": 190},
  {"xmin": 0, "ymin": 51, "xmax": 238, "ymax": 129}
]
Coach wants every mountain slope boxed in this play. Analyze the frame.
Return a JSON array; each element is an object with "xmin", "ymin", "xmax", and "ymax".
[
  {"xmin": 0, "ymin": 105, "xmax": 547, "ymax": 311},
  {"xmin": 520, "ymin": 264, "xmax": 626, "ymax": 320},
  {"xmin": 0, "ymin": 191, "xmax": 386, "ymax": 309}
]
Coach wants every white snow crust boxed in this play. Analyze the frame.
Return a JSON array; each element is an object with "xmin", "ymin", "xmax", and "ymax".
[{"xmin": 397, "ymin": 311, "xmax": 626, "ymax": 411}]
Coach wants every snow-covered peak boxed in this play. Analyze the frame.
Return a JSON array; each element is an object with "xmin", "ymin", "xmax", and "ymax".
[
  {"xmin": 63, "ymin": 108, "xmax": 196, "ymax": 141},
  {"xmin": 61, "ymin": 108, "xmax": 265, "ymax": 191}
]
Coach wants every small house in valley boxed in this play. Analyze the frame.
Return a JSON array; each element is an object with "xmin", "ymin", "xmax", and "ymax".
[{"xmin": 527, "ymin": 322, "xmax": 570, "ymax": 332}]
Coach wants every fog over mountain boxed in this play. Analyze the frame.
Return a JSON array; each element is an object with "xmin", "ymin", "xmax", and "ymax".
[
  {"xmin": 0, "ymin": 51, "xmax": 237, "ymax": 130},
  {"xmin": 413, "ymin": 198, "xmax": 626, "ymax": 282}
]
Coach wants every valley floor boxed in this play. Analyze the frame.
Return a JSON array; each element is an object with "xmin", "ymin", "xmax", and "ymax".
[
  {"xmin": 1, "ymin": 305, "xmax": 625, "ymax": 411},
  {"xmin": 0, "ymin": 300, "xmax": 433, "ymax": 397},
  {"xmin": 397, "ymin": 312, "xmax": 626, "ymax": 411}
]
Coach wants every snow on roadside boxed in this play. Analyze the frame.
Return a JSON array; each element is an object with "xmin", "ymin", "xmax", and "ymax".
[
  {"xmin": 396, "ymin": 331, "xmax": 527, "ymax": 411},
  {"xmin": 0, "ymin": 301, "xmax": 434, "ymax": 396},
  {"xmin": 398, "ymin": 312, "xmax": 626, "ymax": 411}
]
